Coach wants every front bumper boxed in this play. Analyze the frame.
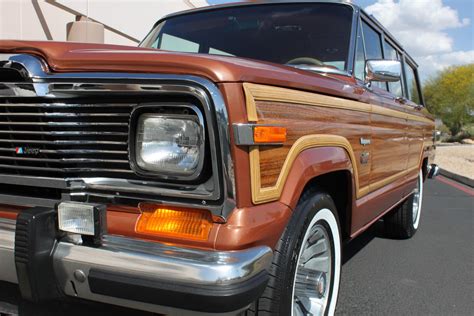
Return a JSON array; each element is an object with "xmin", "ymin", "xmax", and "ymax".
[{"xmin": 0, "ymin": 217, "xmax": 272, "ymax": 315}]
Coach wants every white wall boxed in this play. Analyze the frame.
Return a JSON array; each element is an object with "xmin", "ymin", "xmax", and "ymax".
[{"xmin": 0, "ymin": 0, "xmax": 209, "ymax": 46}]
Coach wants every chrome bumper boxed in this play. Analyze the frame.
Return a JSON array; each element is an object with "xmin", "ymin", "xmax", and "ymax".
[
  {"xmin": 0, "ymin": 219, "xmax": 16, "ymax": 284},
  {"xmin": 0, "ymin": 218, "xmax": 272, "ymax": 315}
]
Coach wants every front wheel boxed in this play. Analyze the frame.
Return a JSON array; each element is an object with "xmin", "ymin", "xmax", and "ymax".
[
  {"xmin": 384, "ymin": 170, "xmax": 424, "ymax": 238},
  {"xmin": 247, "ymin": 190, "xmax": 341, "ymax": 316}
]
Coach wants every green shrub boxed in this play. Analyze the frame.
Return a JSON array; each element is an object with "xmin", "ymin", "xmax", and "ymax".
[{"xmin": 462, "ymin": 124, "xmax": 474, "ymax": 139}]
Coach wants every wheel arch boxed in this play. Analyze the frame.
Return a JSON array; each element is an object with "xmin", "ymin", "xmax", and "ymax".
[
  {"xmin": 279, "ymin": 146, "xmax": 355, "ymax": 241},
  {"xmin": 421, "ymin": 156, "xmax": 429, "ymax": 180}
]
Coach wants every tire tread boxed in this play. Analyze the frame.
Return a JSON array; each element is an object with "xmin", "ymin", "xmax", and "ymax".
[
  {"xmin": 384, "ymin": 171, "xmax": 423, "ymax": 239},
  {"xmin": 248, "ymin": 187, "xmax": 338, "ymax": 315}
]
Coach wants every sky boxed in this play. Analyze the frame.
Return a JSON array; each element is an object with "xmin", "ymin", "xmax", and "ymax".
[{"xmin": 207, "ymin": 0, "xmax": 474, "ymax": 81}]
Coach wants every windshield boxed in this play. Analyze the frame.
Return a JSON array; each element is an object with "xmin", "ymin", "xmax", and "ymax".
[{"xmin": 141, "ymin": 3, "xmax": 354, "ymax": 71}]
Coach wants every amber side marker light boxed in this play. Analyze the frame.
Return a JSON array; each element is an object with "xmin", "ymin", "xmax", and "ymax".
[
  {"xmin": 136, "ymin": 204, "xmax": 214, "ymax": 241},
  {"xmin": 254, "ymin": 126, "xmax": 287, "ymax": 144}
]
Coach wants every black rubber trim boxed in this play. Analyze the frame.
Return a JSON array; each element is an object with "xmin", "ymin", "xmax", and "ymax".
[
  {"xmin": 88, "ymin": 269, "xmax": 268, "ymax": 313},
  {"xmin": 14, "ymin": 207, "xmax": 63, "ymax": 302}
]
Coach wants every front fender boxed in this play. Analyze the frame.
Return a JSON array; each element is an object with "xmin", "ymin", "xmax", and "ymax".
[{"xmin": 279, "ymin": 146, "xmax": 354, "ymax": 210}]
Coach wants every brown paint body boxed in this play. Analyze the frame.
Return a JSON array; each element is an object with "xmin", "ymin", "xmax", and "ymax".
[
  {"xmin": 0, "ymin": 40, "xmax": 367, "ymax": 100},
  {"xmin": 0, "ymin": 40, "xmax": 435, "ymax": 250}
]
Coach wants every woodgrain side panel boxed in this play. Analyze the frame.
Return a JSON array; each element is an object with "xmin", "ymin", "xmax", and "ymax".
[
  {"xmin": 243, "ymin": 83, "xmax": 434, "ymax": 205},
  {"xmin": 243, "ymin": 83, "xmax": 433, "ymax": 124},
  {"xmin": 256, "ymin": 101, "xmax": 371, "ymax": 189},
  {"xmin": 370, "ymin": 113, "xmax": 409, "ymax": 184},
  {"xmin": 249, "ymin": 135, "xmax": 367, "ymax": 204},
  {"xmin": 407, "ymin": 119, "xmax": 427, "ymax": 169}
]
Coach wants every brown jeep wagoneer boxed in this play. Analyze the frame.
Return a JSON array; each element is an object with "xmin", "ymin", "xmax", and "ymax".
[{"xmin": 0, "ymin": 1, "xmax": 438, "ymax": 315}]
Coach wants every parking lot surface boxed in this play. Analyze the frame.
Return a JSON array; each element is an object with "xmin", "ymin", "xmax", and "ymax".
[
  {"xmin": 336, "ymin": 177, "xmax": 473, "ymax": 315},
  {"xmin": 1, "ymin": 177, "xmax": 472, "ymax": 315}
]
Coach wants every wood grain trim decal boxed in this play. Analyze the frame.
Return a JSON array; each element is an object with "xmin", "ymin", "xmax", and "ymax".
[
  {"xmin": 250, "ymin": 134, "xmax": 367, "ymax": 204},
  {"xmin": 243, "ymin": 83, "xmax": 433, "ymax": 124},
  {"xmin": 243, "ymin": 84, "xmax": 259, "ymax": 122},
  {"xmin": 249, "ymin": 133, "xmax": 418, "ymax": 204},
  {"xmin": 244, "ymin": 83, "xmax": 427, "ymax": 204},
  {"xmin": 369, "ymin": 166, "xmax": 418, "ymax": 193}
]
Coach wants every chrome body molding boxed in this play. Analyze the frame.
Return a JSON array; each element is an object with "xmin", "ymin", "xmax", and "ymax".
[
  {"xmin": 0, "ymin": 218, "xmax": 272, "ymax": 315},
  {"xmin": 233, "ymin": 123, "xmax": 256, "ymax": 146},
  {"xmin": 359, "ymin": 137, "xmax": 371, "ymax": 146},
  {"xmin": 0, "ymin": 54, "xmax": 236, "ymax": 218}
]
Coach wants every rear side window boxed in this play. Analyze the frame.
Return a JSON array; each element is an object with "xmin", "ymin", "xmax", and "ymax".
[
  {"xmin": 383, "ymin": 41, "xmax": 403, "ymax": 97},
  {"xmin": 404, "ymin": 63, "xmax": 421, "ymax": 104},
  {"xmin": 361, "ymin": 21, "xmax": 386, "ymax": 89}
]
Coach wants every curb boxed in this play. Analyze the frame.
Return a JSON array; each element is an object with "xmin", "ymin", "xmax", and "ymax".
[{"xmin": 439, "ymin": 168, "xmax": 474, "ymax": 188}]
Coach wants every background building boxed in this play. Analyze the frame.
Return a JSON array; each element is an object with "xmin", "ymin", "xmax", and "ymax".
[{"xmin": 0, "ymin": 0, "xmax": 211, "ymax": 46}]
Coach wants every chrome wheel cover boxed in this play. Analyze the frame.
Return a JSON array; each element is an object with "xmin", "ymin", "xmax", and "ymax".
[
  {"xmin": 292, "ymin": 222, "xmax": 332, "ymax": 316},
  {"xmin": 412, "ymin": 171, "xmax": 423, "ymax": 229}
]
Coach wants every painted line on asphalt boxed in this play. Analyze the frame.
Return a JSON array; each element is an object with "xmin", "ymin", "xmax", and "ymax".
[{"xmin": 437, "ymin": 176, "xmax": 474, "ymax": 196}]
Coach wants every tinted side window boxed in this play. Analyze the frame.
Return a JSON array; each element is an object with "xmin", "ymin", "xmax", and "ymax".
[
  {"xmin": 384, "ymin": 41, "xmax": 403, "ymax": 97},
  {"xmin": 404, "ymin": 63, "xmax": 421, "ymax": 104},
  {"xmin": 362, "ymin": 22, "xmax": 383, "ymax": 59},
  {"xmin": 361, "ymin": 21, "xmax": 385, "ymax": 89}
]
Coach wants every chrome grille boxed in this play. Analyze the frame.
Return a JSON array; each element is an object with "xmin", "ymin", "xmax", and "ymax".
[
  {"xmin": 0, "ymin": 102, "xmax": 137, "ymax": 179},
  {"xmin": 0, "ymin": 53, "xmax": 233, "ymax": 216}
]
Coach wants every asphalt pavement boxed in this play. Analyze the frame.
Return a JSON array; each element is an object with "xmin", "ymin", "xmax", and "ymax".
[
  {"xmin": 0, "ymin": 177, "xmax": 472, "ymax": 316},
  {"xmin": 337, "ymin": 177, "xmax": 473, "ymax": 315}
]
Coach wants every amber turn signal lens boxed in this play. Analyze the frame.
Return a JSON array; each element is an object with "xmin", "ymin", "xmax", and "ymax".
[
  {"xmin": 253, "ymin": 126, "xmax": 287, "ymax": 143},
  {"xmin": 136, "ymin": 205, "xmax": 213, "ymax": 241}
]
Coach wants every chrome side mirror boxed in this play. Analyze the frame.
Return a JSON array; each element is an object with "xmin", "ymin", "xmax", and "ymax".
[{"xmin": 365, "ymin": 60, "xmax": 401, "ymax": 85}]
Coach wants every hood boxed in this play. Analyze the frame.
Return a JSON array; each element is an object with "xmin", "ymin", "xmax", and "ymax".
[{"xmin": 0, "ymin": 40, "xmax": 357, "ymax": 97}]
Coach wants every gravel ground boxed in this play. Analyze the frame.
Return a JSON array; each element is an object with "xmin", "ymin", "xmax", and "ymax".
[{"xmin": 434, "ymin": 144, "xmax": 474, "ymax": 179}]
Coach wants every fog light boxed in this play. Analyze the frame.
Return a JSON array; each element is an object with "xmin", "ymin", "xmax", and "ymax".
[{"xmin": 57, "ymin": 202, "xmax": 106, "ymax": 237}]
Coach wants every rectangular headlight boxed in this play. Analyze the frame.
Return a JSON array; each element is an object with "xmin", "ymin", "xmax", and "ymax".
[{"xmin": 134, "ymin": 110, "xmax": 205, "ymax": 179}]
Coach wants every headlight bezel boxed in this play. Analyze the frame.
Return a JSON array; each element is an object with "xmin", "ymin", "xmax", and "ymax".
[{"xmin": 129, "ymin": 104, "xmax": 206, "ymax": 181}]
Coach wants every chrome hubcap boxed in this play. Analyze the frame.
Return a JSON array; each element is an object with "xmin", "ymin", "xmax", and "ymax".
[
  {"xmin": 293, "ymin": 223, "xmax": 332, "ymax": 316},
  {"xmin": 412, "ymin": 177, "xmax": 421, "ymax": 224}
]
